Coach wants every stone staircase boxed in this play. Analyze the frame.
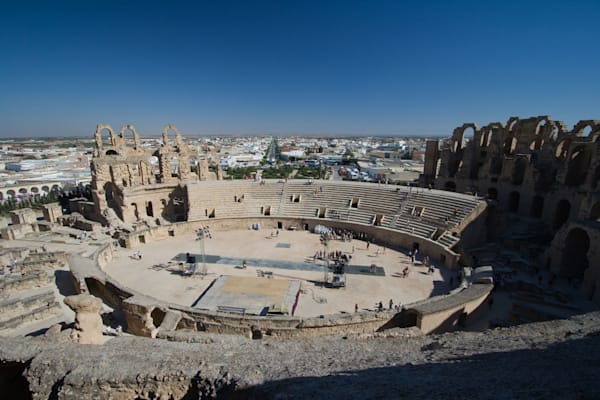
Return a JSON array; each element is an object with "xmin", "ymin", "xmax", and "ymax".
[{"xmin": 0, "ymin": 262, "xmax": 64, "ymax": 336}]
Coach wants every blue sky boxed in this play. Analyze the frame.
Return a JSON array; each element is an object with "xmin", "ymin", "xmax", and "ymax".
[{"xmin": 1, "ymin": 0, "xmax": 599, "ymax": 137}]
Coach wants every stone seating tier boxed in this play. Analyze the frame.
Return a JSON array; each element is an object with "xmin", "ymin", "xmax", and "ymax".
[{"xmin": 185, "ymin": 181, "xmax": 486, "ymax": 247}]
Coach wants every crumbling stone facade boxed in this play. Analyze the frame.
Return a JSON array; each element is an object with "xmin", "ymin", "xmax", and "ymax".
[
  {"xmin": 90, "ymin": 123, "xmax": 218, "ymax": 226},
  {"xmin": 423, "ymin": 116, "xmax": 600, "ymax": 302}
]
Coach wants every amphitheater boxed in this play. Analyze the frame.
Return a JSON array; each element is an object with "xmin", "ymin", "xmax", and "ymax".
[{"xmin": 1, "ymin": 117, "xmax": 599, "ymax": 399}]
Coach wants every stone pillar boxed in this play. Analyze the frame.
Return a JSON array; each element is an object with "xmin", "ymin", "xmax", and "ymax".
[{"xmin": 64, "ymin": 294, "xmax": 105, "ymax": 345}]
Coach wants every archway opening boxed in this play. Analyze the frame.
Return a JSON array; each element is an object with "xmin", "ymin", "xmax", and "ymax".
[
  {"xmin": 170, "ymin": 156, "xmax": 180, "ymax": 178},
  {"xmin": 104, "ymin": 182, "xmax": 117, "ymax": 209},
  {"xmin": 529, "ymin": 137, "xmax": 544, "ymax": 151},
  {"xmin": 463, "ymin": 126, "xmax": 474, "ymax": 145},
  {"xmin": 565, "ymin": 146, "xmax": 592, "ymax": 186},
  {"xmin": 489, "ymin": 156, "xmax": 503, "ymax": 175},
  {"xmin": 508, "ymin": 191, "xmax": 520, "ymax": 213},
  {"xmin": 131, "ymin": 202, "xmax": 140, "ymax": 220},
  {"xmin": 590, "ymin": 202, "xmax": 600, "ymax": 221},
  {"xmin": 559, "ymin": 228, "xmax": 590, "ymax": 279},
  {"xmin": 511, "ymin": 158, "xmax": 527, "ymax": 185},
  {"xmin": 530, "ymin": 195, "xmax": 544, "ymax": 218},
  {"xmin": 553, "ymin": 199, "xmax": 570, "ymax": 230},
  {"xmin": 555, "ymin": 138, "xmax": 570, "ymax": 160},
  {"xmin": 592, "ymin": 165, "xmax": 600, "ymax": 189},
  {"xmin": 480, "ymin": 129, "xmax": 492, "ymax": 148},
  {"xmin": 146, "ymin": 201, "xmax": 154, "ymax": 217},
  {"xmin": 503, "ymin": 136, "xmax": 516, "ymax": 155}
]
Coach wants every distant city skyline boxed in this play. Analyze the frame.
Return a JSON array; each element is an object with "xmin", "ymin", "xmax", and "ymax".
[{"xmin": 1, "ymin": 0, "xmax": 599, "ymax": 138}]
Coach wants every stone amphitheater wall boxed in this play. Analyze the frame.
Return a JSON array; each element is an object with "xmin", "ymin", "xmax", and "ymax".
[{"xmin": 407, "ymin": 283, "xmax": 493, "ymax": 334}]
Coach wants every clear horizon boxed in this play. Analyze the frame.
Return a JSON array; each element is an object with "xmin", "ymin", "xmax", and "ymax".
[{"xmin": 1, "ymin": 0, "xmax": 599, "ymax": 138}]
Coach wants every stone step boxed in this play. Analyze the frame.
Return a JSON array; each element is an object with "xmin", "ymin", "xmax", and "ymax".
[
  {"xmin": 0, "ymin": 270, "xmax": 54, "ymax": 294},
  {"xmin": 0, "ymin": 287, "xmax": 57, "ymax": 320},
  {"xmin": 0, "ymin": 302, "xmax": 63, "ymax": 333}
]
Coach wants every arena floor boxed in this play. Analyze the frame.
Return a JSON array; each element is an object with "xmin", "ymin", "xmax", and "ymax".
[{"xmin": 103, "ymin": 228, "xmax": 454, "ymax": 317}]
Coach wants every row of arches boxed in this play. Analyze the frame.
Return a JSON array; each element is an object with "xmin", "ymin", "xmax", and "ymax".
[
  {"xmin": 489, "ymin": 188, "xmax": 571, "ymax": 229},
  {"xmin": 95, "ymin": 124, "xmax": 184, "ymax": 155},
  {"xmin": 0, "ymin": 185, "xmax": 62, "ymax": 201}
]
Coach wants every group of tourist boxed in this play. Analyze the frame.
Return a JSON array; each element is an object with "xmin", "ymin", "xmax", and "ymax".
[
  {"xmin": 373, "ymin": 299, "xmax": 403, "ymax": 313},
  {"xmin": 314, "ymin": 249, "xmax": 352, "ymax": 264}
]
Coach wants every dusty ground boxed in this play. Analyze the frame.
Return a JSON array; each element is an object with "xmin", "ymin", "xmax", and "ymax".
[{"xmin": 103, "ymin": 229, "xmax": 453, "ymax": 316}]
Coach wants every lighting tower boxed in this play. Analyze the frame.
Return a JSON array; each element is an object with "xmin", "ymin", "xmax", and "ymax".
[{"xmin": 196, "ymin": 228, "xmax": 207, "ymax": 276}]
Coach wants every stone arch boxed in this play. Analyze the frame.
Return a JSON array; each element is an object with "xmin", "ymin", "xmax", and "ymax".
[
  {"xmin": 7, "ymin": 189, "xmax": 15, "ymax": 198},
  {"xmin": 590, "ymin": 202, "xmax": 600, "ymax": 221},
  {"xmin": 548, "ymin": 123, "xmax": 560, "ymax": 142},
  {"xmin": 452, "ymin": 124, "xmax": 476, "ymax": 152},
  {"xmin": 479, "ymin": 126, "xmax": 496, "ymax": 148},
  {"xmin": 41, "ymin": 185, "xmax": 49, "ymax": 193},
  {"xmin": 444, "ymin": 181, "xmax": 457, "ymax": 192},
  {"xmin": 554, "ymin": 137, "xmax": 571, "ymax": 160},
  {"xmin": 530, "ymin": 195, "xmax": 544, "ymax": 218},
  {"xmin": 104, "ymin": 182, "xmax": 117, "ymax": 209},
  {"xmin": 559, "ymin": 228, "xmax": 590, "ymax": 279},
  {"xmin": 0, "ymin": 192, "xmax": 4, "ymax": 201},
  {"xmin": 565, "ymin": 145, "xmax": 592, "ymax": 186},
  {"xmin": 572, "ymin": 120, "xmax": 600, "ymax": 137},
  {"xmin": 508, "ymin": 191, "xmax": 520, "ymax": 213},
  {"xmin": 18, "ymin": 188, "xmax": 27, "ymax": 195},
  {"xmin": 489, "ymin": 156, "xmax": 503, "ymax": 175},
  {"xmin": 511, "ymin": 157, "xmax": 527, "ymax": 185},
  {"xmin": 95, "ymin": 124, "xmax": 116, "ymax": 150},
  {"xmin": 105, "ymin": 149, "xmax": 118, "ymax": 156},
  {"xmin": 503, "ymin": 136, "xmax": 516, "ymax": 156},
  {"xmin": 487, "ymin": 187, "xmax": 498, "ymax": 200},
  {"xmin": 51, "ymin": 184, "xmax": 60, "ymax": 192},
  {"xmin": 162, "ymin": 124, "xmax": 182, "ymax": 148},
  {"xmin": 30, "ymin": 187, "xmax": 39, "ymax": 194},
  {"xmin": 534, "ymin": 116, "xmax": 552, "ymax": 137},
  {"xmin": 506, "ymin": 116, "xmax": 520, "ymax": 132},
  {"xmin": 119, "ymin": 124, "xmax": 141, "ymax": 149},
  {"xmin": 553, "ymin": 199, "xmax": 570, "ymax": 230}
]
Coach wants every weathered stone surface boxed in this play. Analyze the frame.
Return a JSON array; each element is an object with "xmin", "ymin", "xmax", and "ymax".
[
  {"xmin": 64, "ymin": 294, "xmax": 104, "ymax": 345},
  {"xmin": 0, "ymin": 312, "xmax": 599, "ymax": 399}
]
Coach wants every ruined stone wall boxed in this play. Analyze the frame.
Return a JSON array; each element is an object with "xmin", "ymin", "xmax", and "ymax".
[
  {"xmin": 408, "ymin": 283, "xmax": 493, "ymax": 334},
  {"xmin": 1, "ymin": 311, "xmax": 598, "ymax": 399},
  {"xmin": 90, "ymin": 123, "xmax": 208, "ymax": 225},
  {"xmin": 430, "ymin": 116, "xmax": 600, "ymax": 301},
  {"xmin": 0, "ymin": 223, "xmax": 37, "ymax": 240}
]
